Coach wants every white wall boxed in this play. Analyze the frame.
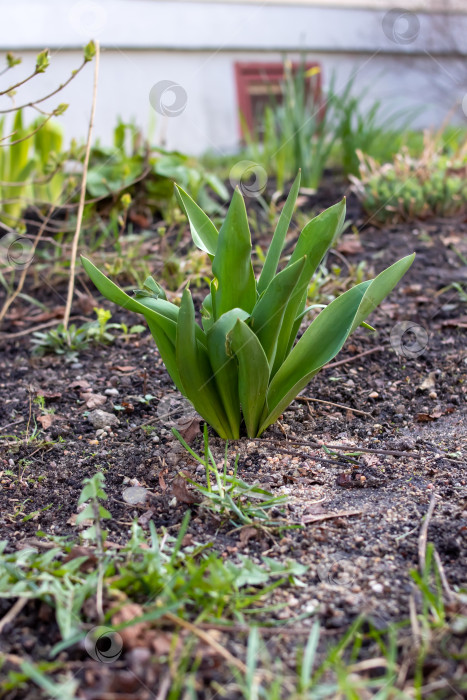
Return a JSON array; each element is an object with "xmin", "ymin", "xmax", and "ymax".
[{"xmin": 1, "ymin": 1, "xmax": 466, "ymax": 154}]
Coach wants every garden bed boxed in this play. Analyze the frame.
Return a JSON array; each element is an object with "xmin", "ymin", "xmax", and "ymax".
[{"xmin": 1, "ymin": 193, "xmax": 466, "ymax": 698}]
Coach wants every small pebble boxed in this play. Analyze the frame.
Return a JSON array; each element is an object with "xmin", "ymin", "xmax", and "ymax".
[
  {"xmin": 122, "ymin": 486, "xmax": 148, "ymax": 505},
  {"xmin": 71, "ymin": 363, "xmax": 83, "ymax": 369},
  {"xmin": 105, "ymin": 388, "xmax": 119, "ymax": 397},
  {"xmin": 152, "ymin": 435, "xmax": 160, "ymax": 443},
  {"xmin": 369, "ymin": 581, "xmax": 383, "ymax": 594},
  {"xmin": 429, "ymin": 391, "xmax": 437, "ymax": 399},
  {"xmin": 368, "ymin": 391, "xmax": 379, "ymax": 399}
]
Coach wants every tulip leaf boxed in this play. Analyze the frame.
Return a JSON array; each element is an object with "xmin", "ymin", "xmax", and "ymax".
[
  {"xmin": 228, "ymin": 319, "xmax": 270, "ymax": 437},
  {"xmin": 257, "ymin": 170, "xmax": 301, "ymax": 294},
  {"xmin": 176, "ymin": 288, "xmax": 232, "ymax": 439},
  {"xmin": 260, "ymin": 254, "xmax": 415, "ymax": 434},
  {"xmin": 250, "ymin": 256, "xmax": 306, "ymax": 366},
  {"xmin": 207, "ymin": 309, "xmax": 249, "ymax": 439},
  {"xmin": 175, "ymin": 185, "xmax": 219, "ymax": 256},
  {"xmin": 272, "ymin": 198, "xmax": 346, "ymax": 375},
  {"xmin": 212, "ymin": 189, "xmax": 256, "ymax": 317}
]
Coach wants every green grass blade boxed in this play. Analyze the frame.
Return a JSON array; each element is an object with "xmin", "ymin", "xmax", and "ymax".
[
  {"xmin": 212, "ymin": 189, "xmax": 256, "ymax": 316},
  {"xmin": 227, "ymin": 318, "xmax": 269, "ymax": 438},
  {"xmin": 257, "ymin": 170, "xmax": 301, "ymax": 294}
]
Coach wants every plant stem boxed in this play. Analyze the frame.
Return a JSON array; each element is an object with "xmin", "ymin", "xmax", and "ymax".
[{"xmin": 63, "ymin": 42, "xmax": 100, "ymax": 330}]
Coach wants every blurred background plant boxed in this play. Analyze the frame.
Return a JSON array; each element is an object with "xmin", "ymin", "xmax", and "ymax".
[{"xmin": 351, "ymin": 131, "xmax": 467, "ymax": 224}]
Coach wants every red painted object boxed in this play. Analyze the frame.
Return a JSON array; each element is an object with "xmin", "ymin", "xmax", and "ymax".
[{"xmin": 234, "ymin": 61, "xmax": 322, "ymax": 139}]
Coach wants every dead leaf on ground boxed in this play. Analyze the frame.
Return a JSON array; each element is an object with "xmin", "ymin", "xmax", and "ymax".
[
  {"xmin": 137, "ymin": 509, "xmax": 154, "ymax": 528},
  {"xmin": 68, "ymin": 379, "xmax": 91, "ymax": 391},
  {"xmin": 417, "ymin": 410, "xmax": 443, "ymax": 422},
  {"xmin": 63, "ymin": 546, "xmax": 97, "ymax": 572},
  {"xmin": 80, "ymin": 392, "xmax": 107, "ymax": 410},
  {"xmin": 36, "ymin": 414, "xmax": 56, "ymax": 430},
  {"xmin": 174, "ymin": 415, "xmax": 201, "ymax": 443},
  {"xmin": 239, "ymin": 527, "xmax": 258, "ymax": 548},
  {"xmin": 111, "ymin": 365, "xmax": 137, "ymax": 372},
  {"xmin": 419, "ymin": 372, "xmax": 436, "ymax": 391},
  {"xmin": 111, "ymin": 603, "xmax": 149, "ymax": 649},
  {"xmin": 336, "ymin": 235, "xmax": 363, "ymax": 255},
  {"xmin": 36, "ymin": 390, "xmax": 62, "ymax": 400},
  {"xmin": 441, "ymin": 317, "xmax": 467, "ymax": 329},
  {"xmin": 67, "ymin": 512, "xmax": 92, "ymax": 528},
  {"xmin": 172, "ymin": 475, "xmax": 200, "ymax": 505}
]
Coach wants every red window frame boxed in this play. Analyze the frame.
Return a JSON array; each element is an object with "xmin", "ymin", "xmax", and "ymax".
[{"xmin": 234, "ymin": 61, "xmax": 322, "ymax": 138}]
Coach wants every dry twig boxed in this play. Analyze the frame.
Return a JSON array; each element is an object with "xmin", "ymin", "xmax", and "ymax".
[{"xmin": 63, "ymin": 41, "xmax": 100, "ymax": 330}]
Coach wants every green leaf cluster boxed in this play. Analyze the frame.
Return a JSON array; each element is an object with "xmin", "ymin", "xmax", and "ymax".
[{"xmin": 82, "ymin": 171, "xmax": 414, "ymax": 438}]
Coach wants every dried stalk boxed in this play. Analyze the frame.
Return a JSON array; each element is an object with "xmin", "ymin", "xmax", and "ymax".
[{"xmin": 63, "ymin": 41, "xmax": 100, "ymax": 330}]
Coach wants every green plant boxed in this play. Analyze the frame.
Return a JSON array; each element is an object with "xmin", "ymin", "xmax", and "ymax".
[
  {"xmin": 242, "ymin": 61, "xmax": 333, "ymax": 190},
  {"xmin": 0, "ymin": 44, "xmax": 95, "ymax": 225},
  {"xmin": 330, "ymin": 75, "xmax": 415, "ymax": 178},
  {"xmin": 352, "ymin": 133, "xmax": 467, "ymax": 223},
  {"xmin": 173, "ymin": 424, "xmax": 289, "ymax": 528},
  {"xmin": 82, "ymin": 171, "xmax": 414, "ymax": 439},
  {"xmin": 31, "ymin": 322, "xmax": 90, "ymax": 359},
  {"xmin": 30, "ymin": 308, "xmax": 144, "ymax": 358}
]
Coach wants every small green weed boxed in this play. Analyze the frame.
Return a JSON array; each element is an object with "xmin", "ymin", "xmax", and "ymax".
[{"xmin": 173, "ymin": 424, "xmax": 291, "ymax": 530}]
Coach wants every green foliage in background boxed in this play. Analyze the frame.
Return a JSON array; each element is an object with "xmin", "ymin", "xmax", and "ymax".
[{"xmin": 352, "ymin": 144, "xmax": 467, "ymax": 223}]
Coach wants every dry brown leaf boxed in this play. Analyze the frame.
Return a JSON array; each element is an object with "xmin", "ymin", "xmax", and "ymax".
[
  {"xmin": 336, "ymin": 235, "xmax": 363, "ymax": 255},
  {"xmin": 137, "ymin": 509, "xmax": 154, "ymax": 528},
  {"xmin": 174, "ymin": 415, "xmax": 201, "ymax": 443},
  {"xmin": 419, "ymin": 372, "xmax": 436, "ymax": 391},
  {"xmin": 81, "ymin": 392, "xmax": 107, "ymax": 409},
  {"xmin": 111, "ymin": 365, "xmax": 137, "ymax": 372},
  {"xmin": 36, "ymin": 390, "xmax": 62, "ymax": 400},
  {"xmin": 416, "ymin": 410, "xmax": 443, "ymax": 422},
  {"xmin": 172, "ymin": 475, "xmax": 200, "ymax": 504},
  {"xmin": 112, "ymin": 603, "xmax": 148, "ymax": 649},
  {"xmin": 66, "ymin": 513, "xmax": 93, "ymax": 528},
  {"xmin": 36, "ymin": 414, "xmax": 55, "ymax": 429},
  {"xmin": 68, "ymin": 379, "xmax": 91, "ymax": 391},
  {"xmin": 239, "ymin": 527, "xmax": 258, "ymax": 548}
]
